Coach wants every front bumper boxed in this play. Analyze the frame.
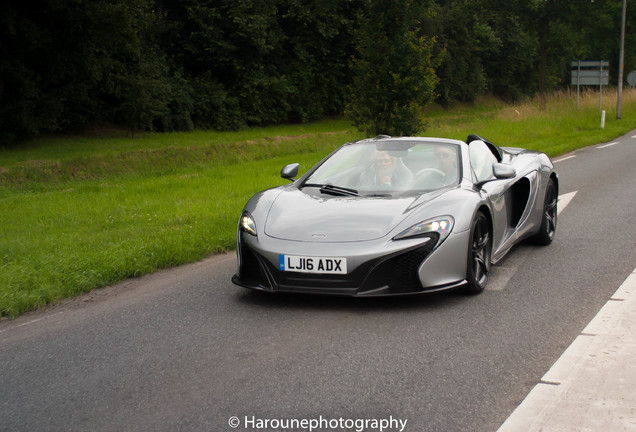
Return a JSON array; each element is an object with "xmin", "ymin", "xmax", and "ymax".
[{"xmin": 232, "ymin": 230, "xmax": 470, "ymax": 297}]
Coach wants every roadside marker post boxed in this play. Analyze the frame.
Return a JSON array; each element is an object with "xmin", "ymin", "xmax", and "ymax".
[{"xmin": 601, "ymin": 110, "xmax": 606, "ymax": 129}]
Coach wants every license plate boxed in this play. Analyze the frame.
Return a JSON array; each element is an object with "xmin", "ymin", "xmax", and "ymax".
[{"xmin": 279, "ymin": 254, "xmax": 347, "ymax": 274}]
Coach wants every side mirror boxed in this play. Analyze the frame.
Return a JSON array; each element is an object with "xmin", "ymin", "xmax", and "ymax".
[
  {"xmin": 492, "ymin": 163, "xmax": 516, "ymax": 179},
  {"xmin": 281, "ymin": 163, "xmax": 299, "ymax": 181}
]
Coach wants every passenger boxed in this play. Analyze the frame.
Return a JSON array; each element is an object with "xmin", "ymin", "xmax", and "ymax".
[{"xmin": 360, "ymin": 151, "xmax": 413, "ymax": 187}]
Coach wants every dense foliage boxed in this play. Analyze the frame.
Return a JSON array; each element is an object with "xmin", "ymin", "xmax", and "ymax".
[
  {"xmin": 346, "ymin": 0, "xmax": 440, "ymax": 136},
  {"xmin": 1, "ymin": 0, "xmax": 634, "ymax": 143}
]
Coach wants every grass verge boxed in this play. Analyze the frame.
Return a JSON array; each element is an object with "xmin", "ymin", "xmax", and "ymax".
[
  {"xmin": 2, "ymin": 91, "xmax": 636, "ymax": 317},
  {"xmin": 425, "ymin": 88, "xmax": 636, "ymax": 156}
]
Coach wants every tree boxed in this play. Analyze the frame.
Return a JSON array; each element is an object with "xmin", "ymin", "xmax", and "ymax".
[
  {"xmin": 346, "ymin": 0, "xmax": 439, "ymax": 136},
  {"xmin": 523, "ymin": 0, "xmax": 579, "ymax": 108},
  {"xmin": 480, "ymin": 0, "xmax": 538, "ymax": 101},
  {"xmin": 0, "ymin": 0, "xmax": 192, "ymax": 143},
  {"xmin": 166, "ymin": 0, "xmax": 359, "ymax": 129},
  {"xmin": 427, "ymin": 0, "xmax": 498, "ymax": 105},
  {"xmin": 3, "ymin": 0, "xmax": 635, "ymax": 144}
]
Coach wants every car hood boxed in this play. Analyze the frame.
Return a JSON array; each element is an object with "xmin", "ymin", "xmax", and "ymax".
[{"xmin": 264, "ymin": 188, "xmax": 445, "ymax": 242}]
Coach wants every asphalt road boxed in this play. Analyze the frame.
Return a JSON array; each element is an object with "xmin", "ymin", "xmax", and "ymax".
[{"xmin": 2, "ymin": 131, "xmax": 636, "ymax": 432}]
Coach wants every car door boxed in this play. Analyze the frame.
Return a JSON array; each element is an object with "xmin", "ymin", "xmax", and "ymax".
[{"xmin": 468, "ymin": 140, "xmax": 513, "ymax": 259}]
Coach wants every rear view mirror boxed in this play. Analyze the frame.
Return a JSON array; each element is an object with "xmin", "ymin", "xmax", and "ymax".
[
  {"xmin": 281, "ymin": 163, "xmax": 299, "ymax": 181},
  {"xmin": 492, "ymin": 163, "xmax": 516, "ymax": 179}
]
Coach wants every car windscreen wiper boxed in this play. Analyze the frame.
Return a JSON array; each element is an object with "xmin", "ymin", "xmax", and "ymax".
[{"xmin": 302, "ymin": 183, "xmax": 360, "ymax": 197}]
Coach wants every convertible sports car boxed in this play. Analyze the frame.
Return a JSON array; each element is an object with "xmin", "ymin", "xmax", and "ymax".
[{"xmin": 232, "ymin": 135, "xmax": 558, "ymax": 296}]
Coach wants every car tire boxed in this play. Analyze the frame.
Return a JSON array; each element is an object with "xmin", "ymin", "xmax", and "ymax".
[
  {"xmin": 533, "ymin": 178, "xmax": 557, "ymax": 246},
  {"xmin": 464, "ymin": 211, "xmax": 491, "ymax": 295}
]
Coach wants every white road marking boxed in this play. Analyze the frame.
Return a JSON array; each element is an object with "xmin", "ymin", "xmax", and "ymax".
[
  {"xmin": 487, "ymin": 266, "xmax": 518, "ymax": 291},
  {"xmin": 0, "ymin": 311, "xmax": 65, "ymax": 334},
  {"xmin": 557, "ymin": 191, "xmax": 577, "ymax": 216},
  {"xmin": 598, "ymin": 141, "xmax": 619, "ymax": 148},
  {"xmin": 631, "ymin": 134, "xmax": 636, "ymax": 139},
  {"xmin": 486, "ymin": 192, "xmax": 577, "ymax": 292},
  {"xmin": 553, "ymin": 155, "xmax": 576, "ymax": 163},
  {"xmin": 497, "ymin": 267, "xmax": 636, "ymax": 431}
]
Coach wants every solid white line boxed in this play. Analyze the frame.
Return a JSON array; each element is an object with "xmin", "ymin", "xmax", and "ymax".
[
  {"xmin": 557, "ymin": 191, "xmax": 577, "ymax": 216},
  {"xmin": 497, "ymin": 267, "xmax": 636, "ymax": 431},
  {"xmin": 598, "ymin": 142, "xmax": 619, "ymax": 149},
  {"xmin": 553, "ymin": 155, "xmax": 576, "ymax": 163},
  {"xmin": 0, "ymin": 311, "xmax": 65, "ymax": 334},
  {"xmin": 631, "ymin": 135, "xmax": 636, "ymax": 139}
]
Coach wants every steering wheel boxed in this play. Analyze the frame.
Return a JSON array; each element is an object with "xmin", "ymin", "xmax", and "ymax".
[
  {"xmin": 415, "ymin": 168, "xmax": 445, "ymax": 177},
  {"xmin": 413, "ymin": 168, "xmax": 446, "ymax": 189}
]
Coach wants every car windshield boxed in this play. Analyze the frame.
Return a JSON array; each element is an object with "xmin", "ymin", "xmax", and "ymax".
[{"xmin": 303, "ymin": 140, "xmax": 460, "ymax": 196}]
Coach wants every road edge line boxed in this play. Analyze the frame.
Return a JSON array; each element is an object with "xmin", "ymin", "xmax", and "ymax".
[{"xmin": 497, "ymin": 267, "xmax": 636, "ymax": 431}]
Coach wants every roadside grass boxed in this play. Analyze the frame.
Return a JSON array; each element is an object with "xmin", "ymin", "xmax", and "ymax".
[
  {"xmin": 0, "ymin": 118, "xmax": 352, "ymax": 167},
  {"xmin": 0, "ymin": 118, "xmax": 355, "ymax": 185},
  {"xmin": 425, "ymin": 88, "xmax": 636, "ymax": 156},
  {"xmin": 2, "ymin": 90, "xmax": 636, "ymax": 317},
  {"xmin": 1, "ymin": 122, "xmax": 361, "ymax": 317},
  {"xmin": 1, "ymin": 153, "xmax": 329, "ymax": 315}
]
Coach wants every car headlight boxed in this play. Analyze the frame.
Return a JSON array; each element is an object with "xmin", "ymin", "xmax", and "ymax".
[
  {"xmin": 239, "ymin": 212, "xmax": 257, "ymax": 236},
  {"xmin": 393, "ymin": 215, "xmax": 454, "ymax": 245}
]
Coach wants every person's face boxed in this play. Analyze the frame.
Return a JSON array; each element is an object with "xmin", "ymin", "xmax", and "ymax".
[
  {"xmin": 374, "ymin": 152, "xmax": 394, "ymax": 175},
  {"xmin": 435, "ymin": 147, "xmax": 455, "ymax": 174}
]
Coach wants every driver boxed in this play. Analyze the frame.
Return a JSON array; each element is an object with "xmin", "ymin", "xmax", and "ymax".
[{"xmin": 434, "ymin": 145, "xmax": 458, "ymax": 185}]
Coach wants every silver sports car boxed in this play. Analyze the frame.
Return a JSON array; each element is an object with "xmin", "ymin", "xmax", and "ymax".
[{"xmin": 232, "ymin": 135, "xmax": 558, "ymax": 295}]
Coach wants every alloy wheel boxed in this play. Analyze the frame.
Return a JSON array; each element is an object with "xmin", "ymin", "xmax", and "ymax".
[{"xmin": 471, "ymin": 214, "xmax": 490, "ymax": 287}]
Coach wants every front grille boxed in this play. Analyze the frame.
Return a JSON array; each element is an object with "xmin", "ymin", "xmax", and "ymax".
[
  {"xmin": 362, "ymin": 241, "xmax": 437, "ymax": 293},
  {"xmin": 389, "ymin": 247, "xmax": 433, "ymax": 291},
  {"xmin": 238, "ymin": 245, "xmax": 273, "ymax": 290}
]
